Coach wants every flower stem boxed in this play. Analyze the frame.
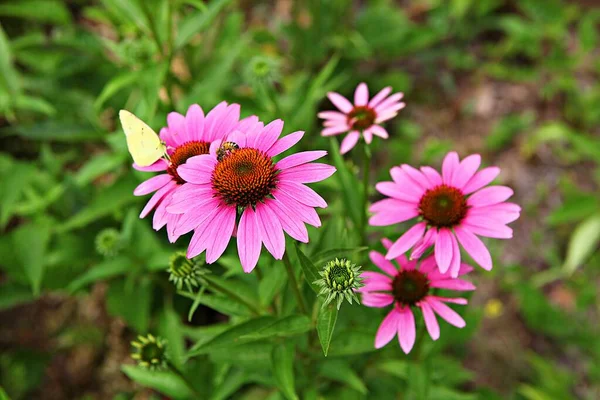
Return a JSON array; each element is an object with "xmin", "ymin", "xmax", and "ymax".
[
  {"xmin": 282, "ymin": 252, "xmax": 308, "ymax": 315},
  {"xmin": 203, "ymin": 275, "xmax": 261, "ymax": 316},
  {"xmin": 360, "ymin": 142, "xmax": 372, "ymax": 245},
  {"xmin": 167, "ymin": 361, "xmax": 202, "ymax": 399}
]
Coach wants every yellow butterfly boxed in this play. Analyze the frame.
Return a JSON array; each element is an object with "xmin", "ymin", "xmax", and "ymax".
[{"xmin": 119, "ymin": 109, "xmax": 167, "ymax": 167}]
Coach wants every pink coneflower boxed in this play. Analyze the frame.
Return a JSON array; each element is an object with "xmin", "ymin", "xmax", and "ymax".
[
  {"xmin": 132, "ymin": 102, "xmax": 256, "ymax": 242},
  {"xmin": 166, "ymin": 120, "xmax": 336, "ymax": 273},
  {"xmin": 318, "ymin": 83, "xmax": 405, "ymax": 154},
  {"xmin": 369, "ymin": 152, "xmax": 520, "ymax": 277},
  {"xmin": 360, "ymin": 239, "xmax": 475, "ymax": 353}
]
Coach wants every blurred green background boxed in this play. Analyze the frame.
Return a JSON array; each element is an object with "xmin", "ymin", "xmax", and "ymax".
[{"xmin": 1, "ymin": 0, "xmax": 599, "ymax": 399}]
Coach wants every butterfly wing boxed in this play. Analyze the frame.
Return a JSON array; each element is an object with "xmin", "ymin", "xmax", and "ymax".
[{"xmin": 119, "ymin": 110, "xmax": 166, "ymax": 167}]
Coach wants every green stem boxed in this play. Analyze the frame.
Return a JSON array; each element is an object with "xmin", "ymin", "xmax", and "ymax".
[
  {"xmin": 203, "ymin": 276, "xmax": 261, "ymax": 316},
  {"xmin": 167, "ymin": 361, "xmax": 202, "ymax": 399},
  {"xmin": 360, "ymin": 142, "xmax": 372, "ymax": 245},
  {"xmin": 282, "ymin": 252, "xmax": 308, "ymax": 315}
]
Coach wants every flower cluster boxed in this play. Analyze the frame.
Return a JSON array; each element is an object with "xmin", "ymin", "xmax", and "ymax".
[{"xmin": 127, "ymin": 82, "xmax": 519, "ymax": 355}]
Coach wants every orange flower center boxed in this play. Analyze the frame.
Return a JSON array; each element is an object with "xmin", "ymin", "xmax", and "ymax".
[
  {"xmin": 347, "ymin": 106, "xmax": 376, "ymax": 131},
  {"xmin": 392, "ymin": 270, "xmax": 429, "ymax": 305},
  {"xmin": 167, "ymin": 141, "xmax": 211, "ymax": 184},
  {"xmin": 212, "ymin": 148, "xmax": 278, "ymax": 208},
  {"xmin": 419, "ymin": 184, "xmax": 468, "ymax": 228}
]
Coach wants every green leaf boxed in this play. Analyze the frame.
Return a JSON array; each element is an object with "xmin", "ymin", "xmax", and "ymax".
[
  {"xmin": 328, "ymin": 330, "xmax": 377, "ymax": 356},
  {"xmin": 0, "ymin": 386, "xmax": 10, "ymax": 400},
  {"xmin": 100, "ymin": 0, "xmax": 151, "ymax": 34},
  {"xmin": 175, "ymin": 0, "xmax": 232, "ymax": 49},
  {"xmin": 1, "ymin": 121, "xmax": 104, "ymax": 142},
  {"xmin": 67, "ymin": 256, "xmax": 131, "ymax": 293},
  {"xmin": 0, "ymin": 161, "xmax": 35, "ymax": 229},
  {"xmin": 319, "ymin": 360, "xmax": 367, "ymax": 394},
  {"xmin": 12, "ymin": 218, "xmax": 52, "ymax": 295},
  {"xmin": 316, "ymin": 300, "xmax": 338, "ymax": 357},
  {"xmin": 0, "ymin": 24, "xmax": 20, "ymax": 98},
  {"xmin": 106, "ymin": 277, "xmax": 152, "ymax": 332},
  {"xmin": 377, "ymin": 360, "xmax": 409, "ymax": 379},
  {"xmin": 0, "ymin": 283, "xmax": 35, "ymax": 311},
  {"xmin": 94, "ymin": 71, "xmax": 140, "ymax": 110},
  {"xmin": 312, "ymin": 246, "xmax": 369, "ymax": 265},
  {"xmin": 272, "ymin": 343, "xmax": 298, "ymax": 400},
  {"xmin": 57, "ymin": 176, "xmax": 138, "ymax": 233},
  {"xmin": 294, "ymin": 243, "xmax": 321, "ymax": 294},
  {"xmin": 0, "ymin": 0, "xmax": 72, "ymax": 25},
  {"xmin": 547, "ymin": 194, "xmax": 599, "ymax": 225},
  {"xmin": 563, "ymin": 213, "xmax": 600, "ymax": 274},
  {"xmin": 178, "ymin": 291, "xmax": 252, "ymax": 317},
  {"xmin": 259, "ymin": 262, "xmax": 287, "ymax": 307},
  {"xmin": 407, "ymin": 363, "xmax": 429, "ymax": 400},
  {"xmin": 14, "ymin": 95, "xmax": 55, "ymax": 116},
  {"xmin": 121, "ymin": 365, "xmax": 192, "ymax": 399},
  {"xmin": 203, "ymin": 274, "xmax": 260, "ymax": 312},
  {"xmin": 188, "ymin": 315, "xmax": 310, "ymax": 356},
  {"xmin": 486, "ymin": 112, "xmax": 535, "ymax": 151},
  {"xmin": 158, "ymin": 307, "xmax": 185, "ymax": 369}
]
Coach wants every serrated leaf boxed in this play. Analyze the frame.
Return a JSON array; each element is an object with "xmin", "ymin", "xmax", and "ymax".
[
  {"xmin": 12, "ymin": 218, "xmax": 52, "ymax": 295},
  {"xmin": 294, "ymin": 243, "xmax": 321, "ymax": 294},
  {"xmin": 563, "ymin": 213, "xmax": 600, "ymax": 274},
  {"xmin": 272, "ymin": 343, "xmax": 298, "ymax": 400},
  {"xmin": 121, "ymin": 365, "xmax": 192, "ymax": 399},
  {"xmin": 316, "ymin": 300, "xmax": 338, "ymax": 357}
]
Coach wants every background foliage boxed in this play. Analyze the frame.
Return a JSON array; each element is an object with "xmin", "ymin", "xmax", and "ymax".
[{"xmin": 1, "ymin": 0, "xmax": 599, "ymax": 399}]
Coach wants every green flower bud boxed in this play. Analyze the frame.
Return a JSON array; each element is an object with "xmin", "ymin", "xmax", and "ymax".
[
  {"xmin": 314, "ymin": 258, "xmax": 363, "ymax": 310},
  {"xmin": 95, "ymin": 228, "xmax": 122, "ymax": 257},
  {"xmin": 243, "ymin": 55, "xmax": 281, "ymax": 87},
  {"xmin": 131, "ymin": 334, "xmax": 167, "ymax": 370},
  {"xmin": 168, "ymin": 252, "xmax": 206, "ymax": 292}
]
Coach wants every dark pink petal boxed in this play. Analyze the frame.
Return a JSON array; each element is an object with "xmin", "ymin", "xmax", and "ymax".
[
  {"xmin": 264, "ymin": 199, "xmax": 309, "ymax": 243},
  {"xmin": 267, "ymin": 131, "xmax": 304, "ymax": 157},
  {"xmin": 429, "ymin": 279, "xmax": 476, "ymax": 291},
  {"xmin": 418, "ymin": 255, "xmax": 438, "ymax": 275},
  {"xmin": 428, "ymin": 298, "xmax": 466, "ymax": 328},
  {"xmin": 186, "ymin": 206, "xmax": 221, "ymax": 258},
  {"xmin": 397, "ymin": 306, "xmax": 416, "ymax": 354},
  {"xmin": 374, "ymin": 93, "xmax": 404, "ymax": 113},
  {"xmin": 410, "ymin": 228, "xmax": 437, "ymax": 260},
  {"xmin": 322, "ymin": 125, "xmax": 349, "ymax": 137},
  {"xmin": 139, "ymin": 181, "xmax": 177, "ymax": 218},
  {"xmin": 374, "ymin": 309, "xmax": 401, "ymax": 348},
  {"xmin": 134, "ymin": 174, "xmax": 172, "ymax": 196},
  {"xmin": 318, "ymin": 111, "xmax": 347, "ymax": 121},
  {"xmin": 468, "ymin": 186, "xmax": 514, "ymax": 207},
  {"xmin": 454, "ymin": 226, "xmax": 492, "ymax": 271},
  {"xmin": 167, "ymin": 185, "xmax": 214, "ymax": 214},
  {"xmin": 205, "ymin": 207, "xmax": 236, "ymax": 263},
  {"xmin": 173, "ymin": 198, "xmax": 221, "ymax": 236},
  {"xmin": 354, "ymin": 82, "xmax": 369, "ymax": 106},
  {"xmin": 442, "ymin": 152, "xmax": 459, "ymax": 184},
  {"xmin": 369, "ymin": 208, "xmax": 419, "ymax": 226},
  {"xmin": 167, "ymin": 112, "xmax": 187, "ymax": 146},
  {"xmin": 327, "ymin": 92, "xmax": 353, "ymax": 113},
  {"xmin": 206, "ymin": 103, "xmax": 240, "ymax": 142},
  {"xmin": 397, "ymin": 254, "xmax": 416, "ymax": 271},
  {"xmin": 420, "ymin": 301, "xmax": 440, "ymax": 340},
  {"xmin": 374, "ymin": 181, "xmax": 421, "ymax": 203},
  {"xmin": 277, "ymin": 181, "xmax": 327, "ymax": 208},
  {"xmin": 433, "ymin": 296, "xmax": 468, "ymax": 305},
  {"xmin": 369, "ymin": 198, "xmax": 416, "ymax": 213},
  {"xmin": 177, "ymin": 155, "xmax": 215, "ymax": 184},
  {"xmin": 434, "ymin": 228, "xmax": 453, "ymax": 274},
  {"xmin": 235, "ymin": 115, "xmax": 263, "ymax": 136},
  {"xmin": 420, "ymin": 166, "xmax": 442, "ymax": 187},
  {"xmin": 133, "ymin": 159, "xmax": 168, "ymax": 172},
  {"xmin": 252, "ymin": 119, "xmax": 284, "ymax": 152},
  {"xmin": 255, "ymin": 202, "xmax": 286, "ymax": 260},
  {"xmin": 277, "ymin": 150, "xmax": 327, "ymax": 170},
  {"xmin": 237, "ymin": 208, "xmax": 262, "ymax": 273},
  {"xmin": 370, "ymin": 125, "xmax": 389, "ymax": 138},
  {"xmin": 273, "ymin": 190, "xmax": 321, "ymax": 227},
  {"xmin": 462, "ymin": 167, "xmax": 500, "ymax": 194},
  {"xmin": 185, "ymin": 104, "xmax": 205, "ymax": 141},
  {"xmin": 152, "ymin": 191, "xmax": 172, "ymax": 230},
  {"xmin": 401, "ymin": 164, "xmax": 430, "ymax": 191},
  {"xmin": 368, "ymin": 87, "xmax": 392, "ymax": 108},
  {"xmin": 340, "ymin": 131, "xmax": 360, "ymax": 154},
  {"xmin": 452, "ymin": 154, "xmax": 481, "ymax": 189},
  {"xmin": 166, "ymin": 213, "xmax": 182, "ymax": 243},
  {"xmin": 386, "ymin": 222, "xmax": 426, "ymax": 260},
  {"xmin": 278, "ymin": 163, "xmax": 336, "ymax": 183},
  {"xmin": 369, "ymin": 251, "xmax": 398, "ymax": 276},
  {"xmin": 363, "ymin": 293, "xmax": 394, "ymax": 308},
  {"xmin": 463, "ymin": 217, "xmax": 513, "ymax": 239},
  {"xmin": 381, "ymin": 238, "xmax": 393, "ymax": 250},
  {"xmin": 448, "ymin": 231, "xmax": 462, "ymax": 278},
  {"xmin": 360, "ymin": 271, "xmax": 392, "ymax": 292},
  {"xmin": 390, "ymin": 168, "xmax": 427, "ymax": 198},
  {"xmin": 375, "ymin": 108, "xmax": 403, "ymax": 124},
  {"xmin": 160, "ymin": 127, "xmax": 175, "ymax": 148}
]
